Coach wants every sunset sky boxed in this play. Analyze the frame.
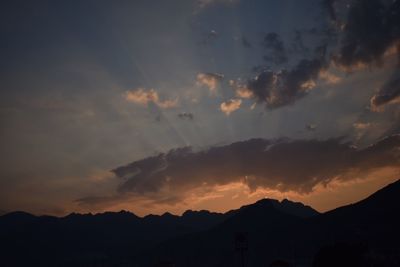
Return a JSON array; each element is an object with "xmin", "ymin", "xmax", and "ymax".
[{"xmin": 1, "ymin": 0, "xmax": 400, "ymax": 216}]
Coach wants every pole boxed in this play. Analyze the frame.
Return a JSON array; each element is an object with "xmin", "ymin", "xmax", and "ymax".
[{"xmin": 240, "ymin": 248, "xmax": 245, "ymax": 267}]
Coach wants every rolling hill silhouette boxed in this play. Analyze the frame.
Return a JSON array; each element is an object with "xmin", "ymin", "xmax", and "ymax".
[{"xmin": 1, "ymin": 180, "xmax": 399, "ymax": 266}]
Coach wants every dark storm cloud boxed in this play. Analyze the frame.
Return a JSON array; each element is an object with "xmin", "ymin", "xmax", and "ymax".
[
  {"xmin": 333, "ymin": 0, "xmax": 400, "ymax": 69},
  {"xmin": 196, "ymin": 0, "xmax": 400, "ymax": 111},
  {"xmin": 242, "ymin": 0, "xmax": 400, "ymax": 110},
  {"xmin": 108, "ymin": 135, "xmax": 400, "ymax": 201},
  {"xmin": 262, "ymin": 32, "xmax": 288, "ymax": 65},
  {"xmin": 178, "ymin": 112, "xmax": 194, "ymax": 120},
  {"xmin": 243, "ymin": 0, "xmax": 400, "ymax": 110},
  {"xmin": 371, "ymin": 71, "xmax": 400, "ymax": 111},
  {"xmin": 247, "ymin": 0, "xmax": 400, "ymax": 109},
  {"xmin": 245, "ymin": 57, "xmax": 326, "ymax": 109},
  {"xmin": 290, "ymin": 30, "xmax": 309, "ymax": 55}
]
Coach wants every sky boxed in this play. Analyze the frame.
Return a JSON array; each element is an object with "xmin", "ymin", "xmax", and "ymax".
[{"xmin": 1, "ymin": 0, "xmax": 400, "ymax": 216}]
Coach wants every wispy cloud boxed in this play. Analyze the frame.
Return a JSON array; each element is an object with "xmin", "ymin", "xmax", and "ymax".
[
  {"xmin": 220, "ymin": 99, "xmax": 242, "ymax": 115},
  {"xmin": 196, "ymin": 73, "xmax": 224, "ymax": 94},
  {"xmin": 124, "ymin": 88, "xmax": 178, "ymax": 109},
  {"xmin": 79, "ymin": 135, "xmax": 400, "ymax": 209},
  {"xmin": 229, "ymin": 80, "xmax": 253, "ymax": 99},
  {"xmin": 318, "ymin": 70, "xmax": 341, "ymax": 85},
  {"xmin": 370, "ymin": 71, "xmax": 400, "ymax": 112}
]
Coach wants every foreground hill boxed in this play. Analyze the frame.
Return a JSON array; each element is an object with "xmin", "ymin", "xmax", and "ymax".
[
  {"xmin": 1, "ymin": 180, "xmax": 399, "ymax": 266},
  {"xmin": 0, "ymin": 208, "xmax": 230, "ymax": 266},
  {"xmin": 137, "ymin": 180, "xmax": 400, "ymax": 266}
]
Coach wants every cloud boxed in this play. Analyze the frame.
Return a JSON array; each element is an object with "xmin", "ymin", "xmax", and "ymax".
[
  {"xmin": 333, "ymin": 0, "xmax": 400, "ymax": 70},
  {"xmin": 124, "ymin": 88, "xmax": 178, "ymax": 109},
  {"xmin": 220, "ymin": 99, "xmax": 242, "ymax": 115},
  {"xmin": 246, "ymin": 58, "xmax": 327, "ymax": 109},
  {"xmin": 101, "ymin": 135, "xmax": 400, "ymax": 206},
  {"xmin": 353, "ymin": 122, "xmax": 373, "ymax": 141},
  {"xmin": 156, "ymin": 99, "xmax": 179, "ymax": 109},
  {"xmin": 196, "ymin": 0, "xmax": 399, "ymax": 111},
  {"xmin": 324, "ymin": 0, "xmax": 400, "ymax": 111},
  {"xmin": 178, "ymin": 112, "xmax": 194, "ymax": 120},
  {"xmin": 353, "ymin": 122, "xmax": 371, "ymax": 130},
  {"xmin": 229, "ymin": 79, "xmax": 253, "ymax": 98},
  {"xmin": 243, "ymin": 0, "xmax": 398, "ymax": 110},
  {"xmin": 318, "ymin": 70, "xmax": 341, "ymax": 84},
  {"xmin": 370, "ymin": 72, "xmax": 400, "ymax": 112},
  {"xmin": 236, "ymin": 87, "xmax": 253, "ymax": 98},
  {"xmin": 262, "ymin": 32, "xmax": 288, "ymax": 65},
  {"xmin": 290, "ymin": 30, "xmax": 309, "ymax": 55},
  {"xmin": 196, "ymin": 72, "xmax": 224, "ymax": 93}
]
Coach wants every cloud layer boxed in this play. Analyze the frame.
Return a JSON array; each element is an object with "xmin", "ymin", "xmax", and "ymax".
[{"xmin": 98, "ymin": 135, "xmax": 400, "ymax": 206}]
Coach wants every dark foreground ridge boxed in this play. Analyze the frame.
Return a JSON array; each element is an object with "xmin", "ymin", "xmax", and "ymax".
[{"xmin": 1, "ymin": 180, "xmax": 399, "ymax": 266}]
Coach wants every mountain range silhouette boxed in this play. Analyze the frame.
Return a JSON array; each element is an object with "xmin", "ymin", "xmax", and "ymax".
[{"xmin": 1, "ymin": 180, "xmax": 399, "ymax": 266}]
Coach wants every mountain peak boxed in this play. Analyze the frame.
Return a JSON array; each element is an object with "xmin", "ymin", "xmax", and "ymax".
[
  {"xmin": 182, "ymin": 209, "xmax": 212, "ymax": 216},
  {"xmin": 161, "ymin": 212, "xmax": 176, "ymax": 218},
  {"xmin": 274, "ymin": 198, "xmax": 319, "ymax": 218},
  {"xmin": 251, "ymin": 197, "xmax": 319, "ymax": 218},
  {"xmin": 1, "ymin": 211, "xmax": 36, "ymax": 219}
]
